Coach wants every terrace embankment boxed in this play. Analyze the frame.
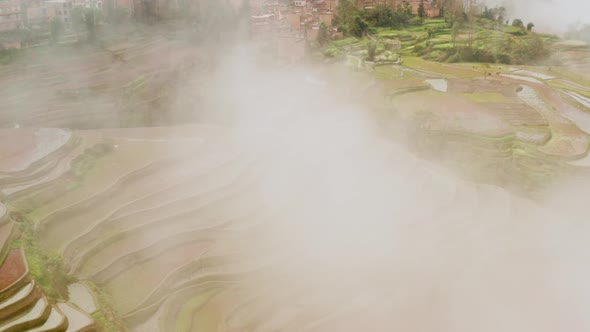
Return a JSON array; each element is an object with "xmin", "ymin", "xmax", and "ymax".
[
  {"xmin": 0, "ymin": 249, "xmax": 93, "ymax": 331},
  {"xmin": 0, "ymin": 128, "xmax": 100, "ymax": 331},
  {"xmin": 370, "ymin": 59, "xmax": 590, "ymax": 194}
]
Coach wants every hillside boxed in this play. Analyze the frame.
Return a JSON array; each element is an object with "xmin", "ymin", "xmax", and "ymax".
[
  {"xmin": 319, "ymin": 17, "xmax": 560, "ymax": 65},
  {"xmin": 0, "ymin": 3, "xmax": 590, "ymax": 331}
]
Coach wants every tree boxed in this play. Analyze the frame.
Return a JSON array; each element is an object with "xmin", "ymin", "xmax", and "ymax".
[
  {"xmin": 388, "ymin": 3, "xmax": 411, "ymax": 29},
  {"xmin": 511, "ymin": 35, "xmax": 547, "ymax": 64},
  {"xmin": 50, "ymin": 18, "xmax": 63, "ymax": 45},
  {"xmin": 348, "ymin": 14, "xmax": 368, "ymax": 38},
  {"xmin": 512, "ymin": 18, "xmax": 525, "ymax": 30},
  {"xmin": 71, "ymin": 7, "xmax": 85, "ymax": 40},
  {"xmin": 426, "ymin": 27, "xmax": 435, "ymax": 38},
  {"xmin": 497, "ymin": 6, "xmax": 507, "ymax": 24},
  {"xmin": 84, "ymin": 8, "xmax": 100, "ymax": 42},
  {"xmin": 334, "ymin": 0, "xmax": 358, "ymax": 31},
  {"xmin": 317, "ymin": 22, "xmax": 329, "ymax": 46},
  {"xmin": 481, "ymin": 6, "xmax": 491, "ymax": 20},
  {"xmin": 451, "ymin": 23, "xmax": 459, "ymax": 46},
  {"xmin": 109, "ymin": 7, "xmax": 130, "ymax": 24},
  {"xmin": 399, "ymin": 2, "xmax": 412, "ymax": 16},
  {"xmin": 444, "ymin": 0, "xmax": 464, "ymax": 28},
  {"xmin": 527, "ymin": 22, "xmax": 535, "ymax": 32},
  {"xmin": 71, "ymin": 8, "xmax": 102, "ymax": 42},
  {"xmin": 370, "ymin": 4, "xmax": 393, "ymax": 27},
  {"xmin": 367, "ymin": 40, "xmax": 377, "ymax": 61},
  {"xmin": 418, "ymin": 0, "xmax": 425, "ymax": 18}
]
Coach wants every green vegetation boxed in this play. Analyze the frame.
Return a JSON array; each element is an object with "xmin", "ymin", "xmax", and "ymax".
[
  {"xmin": 334, "ymin": 0, "xmax": 367, "ymax": 37},
  {"xmin": 86, "ymin": 281, "xmax": 125, "ymax": 332},
  {"xmin": 50, "ymin": 18, "xmax": 64, "ymax": 45},
  {"xmin": 318, "ymin": 2, "xmax": 554, "ymax": 66},
  {"xmin": 364, "ymin": 3, "xmax": 412, "ymax": 29},
  {"xmin": 512, "ymin": 19, "xmax": 525, "ymax": 30},
  {"xmin": 367, "ymin": 40, "xmax": 377, "ymax": 61},
  {"xmin": 124, "ymin": 73, "xmax": 153, "ymax": 96},
  {"xmin": 317, "ymin": 22, "xmax": 329, "ymax": 46},
  {"xmin": 547, "ymin": 80, "xmax": 590, "ymax": 98},
  {"xmin": 0, "ymin": 47, "xmax": 20, "ymax": 64},
  {"xmin": 527, "ymin": 22, "xmax": 535, "ymax": 32},
  {"xmin": 70, "ymin": 7, "xmax": 103, "ymax": 42},
  {"xmin": 11, "ymin": 213, "xmax": 73, "ymax": 299},
  {"xmin": 71, "ymin": 143, "xmax": 113, "ymax": 179},
  {"xmin": 402, "ymin": 56, "xmax": 480, "ymax": 78},
  {"xmin": 462, "ymin": 92, "xmax": 511, "ymax": 103}
]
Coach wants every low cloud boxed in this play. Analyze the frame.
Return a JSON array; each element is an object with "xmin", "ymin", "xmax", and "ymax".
[{"xmin": 485, "ymin": 0, "xmax": 590, "ymax": 34}]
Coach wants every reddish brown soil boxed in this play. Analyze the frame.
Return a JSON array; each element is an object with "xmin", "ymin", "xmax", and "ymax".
[
  {"xmin": 0, "ymin": 222, "xmax": 15, "ymax": 254},
  {"xmin": 0, "ymin": 129, "xmax": 37, "ymax": 171},
  {"xmin": 0, "ymin": 249, "xmax": 26, "ymax": 290}
]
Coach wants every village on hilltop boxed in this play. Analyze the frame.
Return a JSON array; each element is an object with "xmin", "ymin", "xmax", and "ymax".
[
  {"xmin": 0, "ymin": 0, "xmax": 441, "ymax": 50},
  {"xmin": 244, "ymin": 0, "xmax": 441, "ymax": 62}
]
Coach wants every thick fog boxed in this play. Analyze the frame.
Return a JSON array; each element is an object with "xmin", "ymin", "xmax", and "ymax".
[
  {"xmin": 4, "ymin": 1, "xmax": 590, "ymax": 330},
  {"xmin": 486, "ymin": 0, "xmax": 590, "ymax": 34},
  {"xmin": 185, "ymin": 44, "xmax": 590, "ymax": 331}
]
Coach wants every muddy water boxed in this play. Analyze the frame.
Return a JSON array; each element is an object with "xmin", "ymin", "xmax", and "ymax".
[
  {"xmin": 562, "ymin": 107, "xmax": 590, "ymax": 134},
  {"xmin": 1, "ymin": 128, "xmax": 71, "ymax": 173},
  {"xmin": 564, "ymin": 91, "xmax": 590, "ymax": 109},
  {"xmin": 501, "ymin": 74, "xmax": 543, "ymax": 84},
  {"xmin": 425, "ymin": 79, "xmax": 448, "ymax": 92}
]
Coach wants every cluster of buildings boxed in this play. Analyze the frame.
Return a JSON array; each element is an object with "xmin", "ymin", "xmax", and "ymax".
[
  {"xmin": 246, "ymin": 0, "xmax": 439, "ymax": 62},
  {"xmin": 247, "ymin": 0, "xmax": 440, "ymax": 42},
  {"xmin": 245, "ymin": 0, "xmax": 337, "ymax": 62},
  {"xmin": 357, "ymin": 0, "xmax": 440, "ymax": 17},
  {"xmin": 0, "ymin": 0, "xmax": 133, "ymax": 32},
  {"xmin": 249, "ymin": 1, "xmax": 335, "ymax": 38}
]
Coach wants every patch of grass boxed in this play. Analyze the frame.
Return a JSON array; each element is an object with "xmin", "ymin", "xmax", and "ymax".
[
  {"xmin": 71, "ymin": 143, "xmax": 113, "ymax": 179},
  {"xmin": 323, "ymin": 44, "xmax": 342, "ymax": 58},
  {"xmin": 504, "ymin": 26, "xmax": 526, "ymax": 35},
  {"xmin": 11, "ymin": 213, "xmax": 74, "ymax": 300},
  {"xmin": 403, "ymin": 56, "xmax": 481, "ymax": 78},
  {"xmin": 0, "ymin": 48, "xmax": 21, "ymax": 65},
  {"xmin": 423, "ymin": 18, "xmax": 446, "ymax": 25},
  {"xmin": 87, "ymin": 281, "xmax": 125, "ymax": 332},
  {"xmin": 462, "ymin": 92, "xmax": 512, "ymax": 103},
  {"xmin": 546, "ymin": 80, "xmax": 590, "ymax": 98},
  {"xmin": 432, "ymin": 43, "xmax": 454, "ymax": 50},
  {"xmin": 374, "ymin": 65, "xmax": 403, "ymax": 80},
  {"xmin": 332, "ymin": 37, "xmax": 359, "ymax": 47},
  {"xmin": 124, "ymin": 73, "xmax": 153, "ymax": 96}
]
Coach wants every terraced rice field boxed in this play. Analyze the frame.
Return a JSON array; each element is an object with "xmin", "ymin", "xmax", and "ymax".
[
  {"xmin": 0, "ymin": 35, "xmax": 590, "ymax": 331},
  {"xmin": 367, "ymin": 53, "xmax": 590, "ymax": 190},
  {"xmin": 0, "ymin": 248, "xmax": 84, "ymax": 331},
  {"xmin": 0, "ymin": 113, "xmax": 586, "ymax": 331},
  {"xmin": 0, "ymin": 26, "xmax": 208, "ymax": 129}
]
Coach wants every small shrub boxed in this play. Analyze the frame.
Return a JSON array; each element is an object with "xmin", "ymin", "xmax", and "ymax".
[
  {"xmin": 323, "ymin": 46, "xmax": 340, "ymax": 58},
  {"xmin": 367, "ymin": 40, "xmax": 377, "ymax": 61},
  {"xmin": 409, "ymin": 17, "xmax": 423, "ymax": 26},
  {"xmin": 447, "ymin": 52, "xmax": 462, "ymax": 63},
  {"xmin": 413, "ymin": 44, "xmax": 426, "ymax": 55},
  {"xmin": 495, "ymin": 52, "xmax": 512, "ymax": 64},
  {"xmin": 71, "ymin": 143, "xmax": 113, "ymax": 178}
]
